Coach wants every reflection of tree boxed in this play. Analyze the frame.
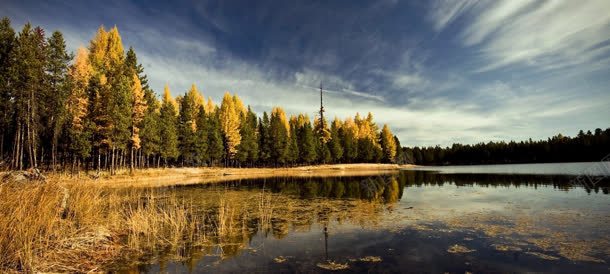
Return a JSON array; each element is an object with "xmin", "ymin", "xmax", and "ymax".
[
  {"xmin": 400, "ymin": 171, "xmax": 610, "ymax": 194},
  {"xmin": 201, "ymin": 175, "xmax": 407, "ymax": 203}
]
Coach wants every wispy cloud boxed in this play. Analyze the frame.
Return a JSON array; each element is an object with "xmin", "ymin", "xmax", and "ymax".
[{"xmin": 430, "ymin": 0, "xmax": 610, "ymax": 72}]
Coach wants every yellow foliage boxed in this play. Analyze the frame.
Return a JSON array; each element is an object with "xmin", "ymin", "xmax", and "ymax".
[
  {"xmin": 220, "ymin": 92, "xmax": 242, "ymax": 158},
  {"xmin": 296, "ymin": 113, "xmax": 310, "ymax": 128},
  {"xmin": 205, "ymin": 97, "xmax": 215, "ymax": 114},
  {"xmin": 381, "ymin": 124, "xmax": 397, "ymax": 162},
  {"xmin": 131, "ymin": 74, "xmax": 147, "ymax": 149},
  {"xmin": 232, "ymin": 94, "xmax": 246, "ymax": 115},
  {"xmin": 186, "ymin": 84, "xmax": 203, "ymax": 131},
  {"xmin": 163, "ymin": 85, "xmax": 178, "ymax": 114},
  {"xmin": 271, "ymin": 107, "xmax": 290, "ymax": 134},
  {"xmin": 67, "ymin": 47, "xmax": 92, "ymax": 132},
  {"xmin": 88, "ymin": 26, "xmax": 108, "ymax": 70}
]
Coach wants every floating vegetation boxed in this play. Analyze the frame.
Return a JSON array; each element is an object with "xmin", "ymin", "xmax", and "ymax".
[
  {"xmin": 352, "ymin": 256, "xmax": 382, "ymax": 263},
  {"xmin": 525, "ymin": 252, "xmax": 560, "ymax": 260},
  {"xmin": 447, "ymin": 244, "xmax": 476, "ymax": 253},
  {"xmin": 491, "ymin": 244, "xmax": 522, "ymax": 252},
  {"xmin": 317, "ymin": 261, "xmax": 350, "ymax": 270},
  {"xmin": 273, "ymin": 256, "xmax": 287, "ymax": 263}
]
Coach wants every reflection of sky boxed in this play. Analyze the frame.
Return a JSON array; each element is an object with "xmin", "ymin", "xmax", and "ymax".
[
  {"xmin": 397, "ymin": 182, "xmax": 610, "ymax": 222},
  {"xmin": 411, "ymin": 162, "xmax": 610, "ymax": 176}
]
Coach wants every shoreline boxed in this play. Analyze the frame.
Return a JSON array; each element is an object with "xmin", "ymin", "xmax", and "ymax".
[{"xmin": 46, "ymin": 163, "xmax": 416, "ymax": 188}]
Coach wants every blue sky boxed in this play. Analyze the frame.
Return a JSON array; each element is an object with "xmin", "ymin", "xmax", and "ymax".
[{"xmin": 3, "ymin": 0, "xmax": 610, "ymax": 146}]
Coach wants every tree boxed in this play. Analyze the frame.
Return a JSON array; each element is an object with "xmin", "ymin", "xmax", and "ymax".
[
  {"xmin": 207, "ymin": 107, "xmax": 225, "ymax": 166},
  {"xmin": 159, "ymin": 85, "xmax": 179, "ymax": 165},
  {"xmin": 0, "ymin": 17, "xmax": 15, "ymax": 160},
  {"xmin": 66, "ymin": 47, "xmax": 93, "ymax": 168},
  {"xmin": 41, "ymin": 31, "xmax": 71, "ymax": 169},
  {"xmin": 194, "ymin": 105, "xmax": 208, "ymax": 166},
  {"xmin": 297, "ymin": 115, "xmax": 317, "ymax": 164},
  {"xmin": 258, "ymin": 112, "xmax": 271, "ymax": 164},
  {"xmin": 177, "ymin": 84, "xmax": 200, "ymax": 165},
  {"xmin": 10, "ymin": 23, "xmax": 47, "ymax": 169},
  {"xmin": 286, "ymin": 116, "xmax": 299, "ymax": 165},
  {"xmin": 219, "ymin": 92, "xmax": 242, "ymax": 163},
  {"xmin": 340, "ymin": 118, "xmax": 358, "ymax": 163},
  {"xmin": 130, "ymin": 74, "xmax": 147, "ymax": 172},
  {"xmin": 328, "ymin": 117, "xmax": 343, "ymax": 163},
  {"xmin": 236, "ymin": 106, "xmax": 259, "ymax": 166},
  {"xmin": 269, "ymin": 107, "xmax": 290, "ymax": 165},
  {"xmin": 380, "ymin": 124, "xmax": 397, "ymax": 163}
]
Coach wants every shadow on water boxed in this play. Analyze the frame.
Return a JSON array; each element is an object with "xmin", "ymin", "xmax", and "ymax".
[{"xmin": 115, "ymin": 170, "xmax": 610, "ymax": 273}]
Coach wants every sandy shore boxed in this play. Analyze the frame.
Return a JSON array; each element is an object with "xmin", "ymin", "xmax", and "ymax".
[{"xmin": 48, "ymin": 163, "xmax": 415, "ymax": 188}]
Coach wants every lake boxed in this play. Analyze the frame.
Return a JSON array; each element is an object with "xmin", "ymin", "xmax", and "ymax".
[{"xmin": 115, "ymin": 162, "xmax": 610, "ymax": 273}]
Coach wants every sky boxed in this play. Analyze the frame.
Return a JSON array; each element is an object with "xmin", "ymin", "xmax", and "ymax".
[{"xmin": 3, "ymin": 0, "xmax": 610, "ymax": 147}]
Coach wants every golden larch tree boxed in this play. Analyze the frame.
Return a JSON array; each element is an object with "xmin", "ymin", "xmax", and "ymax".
[
  {"xmin": 220, "ymin": 92, "xmax": 241, "ymax": 159},
  {"xmin": 130, "ymin": 74, "xmax": 147, "ymax": 149}
]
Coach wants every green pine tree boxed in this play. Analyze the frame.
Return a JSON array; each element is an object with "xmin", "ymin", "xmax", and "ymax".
[{"xmin": 159, "ymin": 86, "xmax": 179, "ymax": 165}]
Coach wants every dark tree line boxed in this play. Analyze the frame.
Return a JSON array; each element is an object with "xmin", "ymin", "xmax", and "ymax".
[
  {"xmin": 402, "ymin": 128, "xmax": 610, "ymax": 165},
  {"xmin": 0, "ymin": 19, "xmax": 401, "ymax": 173}
]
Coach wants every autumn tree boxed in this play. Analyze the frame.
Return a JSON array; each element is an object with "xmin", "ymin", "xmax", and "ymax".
[
  {"xmin": 380, "ymin": 124, "xmax": 397, "ymax": 163},
  {"xmin": 340, "ymin": 118, "xmax": 358, "ymax": 163},
  {"xmin": 66, "ymin": 47, "xmax": 93, "ymax": 168},
  {"xmin": 129, "ymin": 74, "xmax": 147, "ymax": 172},
  {"xmin": 219, "ymin": 92, "xmax": 242, "ymax": 164}
]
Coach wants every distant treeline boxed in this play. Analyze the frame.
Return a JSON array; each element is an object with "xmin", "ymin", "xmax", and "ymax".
[
  {"xmin": 402, "ymin": 128, "xmax": 610, "ymax": 165},
  {"xmin": 0, "ymin": 18, "xmax": 400, "ymax": 173}
]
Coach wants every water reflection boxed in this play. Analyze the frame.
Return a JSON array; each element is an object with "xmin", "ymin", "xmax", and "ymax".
[{"xmin": 116, "ymin": 171, "xmax": 610, "ymax": 273}]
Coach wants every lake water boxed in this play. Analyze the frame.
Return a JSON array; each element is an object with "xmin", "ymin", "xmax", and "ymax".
[{"xmin": 116, "ymin": 162, "xmax": 610, "ymax": 273}]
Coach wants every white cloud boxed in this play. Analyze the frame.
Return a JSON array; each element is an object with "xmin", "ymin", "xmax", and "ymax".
[
  {"xmin": 431, "ymin": 0, "xmax": 610, "ymax": 72},
  {"xmin": 427, "ymin": 0, "xmax": 477, "ymax": 32}
]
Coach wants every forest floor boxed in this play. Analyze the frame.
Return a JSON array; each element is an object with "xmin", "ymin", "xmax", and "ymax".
[{"xmin": 47, "ymin": 163, "xmax": 416, "ymax": 188}]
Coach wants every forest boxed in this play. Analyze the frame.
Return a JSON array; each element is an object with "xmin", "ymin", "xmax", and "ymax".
[
  {"xmin": 403, "ymin": 128, "xmax": 610, "ymax": 166},
  {"xmin": 0, "ymin": 18, "xmax": 401, "ymax": 173}
]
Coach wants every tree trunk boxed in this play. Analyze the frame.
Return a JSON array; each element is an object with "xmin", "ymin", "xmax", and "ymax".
[
  {"xmin": 130, "ymin": 147, "xmax": 134, "ymax": 174},
  {"xmin": 110, "ymin": 147, "xmax": 115, "ymax": 176}
]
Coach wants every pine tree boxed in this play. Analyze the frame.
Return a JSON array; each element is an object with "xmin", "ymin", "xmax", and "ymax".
[
  {"xmin": 380, "ymin": 124, "xmax": 397, "ymax": 163},
  {"xmin": 194, "ymin": 105, "xmax": 209, "ymax": 166},
  {"xmin": 287, "ymin": 119, "xmax": 299, "ymax": 165},
  {"xmin": 269, "ymin": 107, "xmax": 290, "ymax": 165},
  {"xmin": 328, "ymin": 117, "xmax": 343, "ymax": 163},
  {"xmin": 10, "ymin": 23, "xmax": 47, "ymax": 169},
  {"xmin": 177, "ymin": 84, "xmax": 200, "ymax": 165},
  {"xmin": 297, "ymin": 114, "xmax": 317, "ymax": 164},
  {"xmin": 0, "ymin": 17, "xmax": 15, "ymax": 160},
  {"xmin": 207, "ymin": 107, "xmax": 225, "ymax": 166},
  {"xmin": 159, "ymin": 85, "xmax": 179, "ymax": 165},
  {"xmin": 258, "ymin": 112, "xmax": 271, "ymax": 164},
  {"xmin": 236, "ymin": 106, "xmax": 259, "ymax": 166},
  {"xmin": 41, "ymin": 31, "xmax": 71, "ymax": 169}
]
